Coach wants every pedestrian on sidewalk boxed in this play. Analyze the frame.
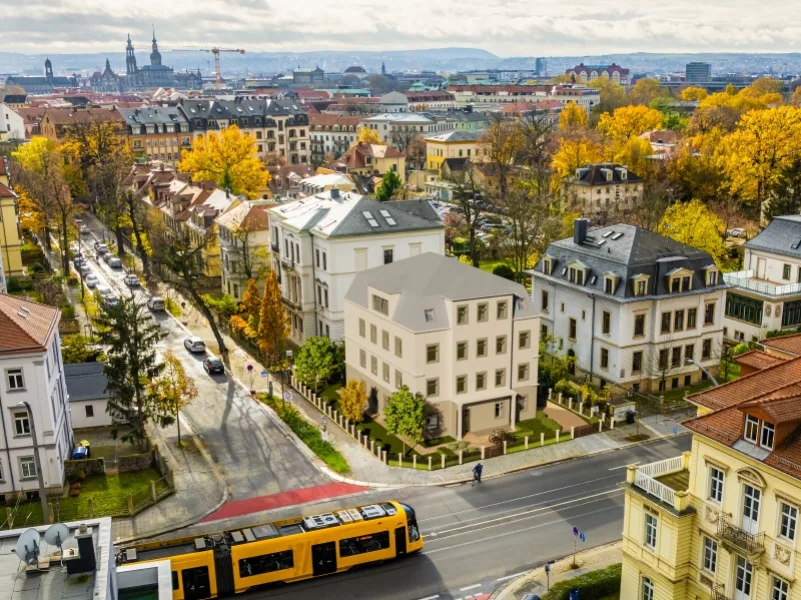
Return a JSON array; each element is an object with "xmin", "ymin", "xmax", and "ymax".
[{"xmin": 472, "ymin": 462, "xmax": 483, "ymax": 485}]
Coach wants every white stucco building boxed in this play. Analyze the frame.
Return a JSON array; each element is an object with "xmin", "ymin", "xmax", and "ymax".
[
  {"xmin": 723, "ymin": 215, "xmax": 801, "ymax": 342},
  {"xmin": 530, "ymin": 219, "xmax": 727, "ymax": 394},
  {"xmin": 360, "ymin": 113, "xmax": 456, "ymax": 144},
  {"xmin": 345, "ymin": 253, "xmax": 540, "ymax": 439},
  {"xmin": 65, "ymin": 363, "xmax": 113, "ymax": 429},
  {"xmin": 215, "ymin": 200, "xmax": 273, "ymax": 300},
  {"xmin": 0, "ymin": 294, "xmax": 72, "ymax": 499},
  {"xmin": 0, "ymin": 104, "xmax": 25, "ymax": 141},
  {"xmin": 268, "ymin": 189, "xmax": 445, "ymax": 345}
]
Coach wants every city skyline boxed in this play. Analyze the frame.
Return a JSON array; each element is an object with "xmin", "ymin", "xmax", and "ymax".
[{"xmin": 3, "ymin": 0, "xmax": 801, "ymax": 56}]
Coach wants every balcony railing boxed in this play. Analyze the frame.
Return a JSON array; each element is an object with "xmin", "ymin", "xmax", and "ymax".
[
  {"xmin": 724, "ymin": 271, "xmax": 801, "ymax": 297},
  {"xmin": 711, "ymin": 584, "xmax": 730, "ymax": 600},
  {"xmin": 280, "ymin": 255, "xmax": 296, "ymax": 271},
  {"xmin": 717, "ymin": 515, "xmax": 765, "ymax": 556},
  {"xmin": 271, "ymin": 241, "xmax": 280, "ymax": 253},
  {"xmin": 632, "ymin": 456, "xmax": 686, "ymax": 507}
]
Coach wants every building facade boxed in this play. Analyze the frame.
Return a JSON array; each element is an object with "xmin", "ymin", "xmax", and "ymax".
[
  {"xmin": 39, "ymin": 107, "xmax": 125, "ymax": 141},
  {"xmin": 530, "ymin": 219, "xmax": 726, "ymax": 393},
  {"xmin": 564, "ymin": 163, "xmax": 644, "ymax": 221},
  {"xmin": 308, "ymin": 113, "xmax": 362, "ymax": 163},
  {"xmin": 215, "ymin": 200, "xmax": 273, "ymax": 300},
  {"xmin": 65, "ymin": 363, "xmax": 113, "ymax": 429},
  {"xmin": 425, "ymin": 131, "xmax": 484, "ymax": 171},
  {"xmin": 122, "ymin": 32, "xmax": 203, "ymax": 91},
  {"xmin": 449, "ymin": 84, "xmax": 600, "ymax": 114},
  {"xmin": 723, "ymin": 216, "xmax": 801, "ymax": 343},
  {"xmin": 335, "ymin": 142, "xmax": 406, "ymax": 183},
  {"xmin": 118, "ymin": 107, "xmax": 191, "ymax": 167},
  {"xmin": 0, "ymin": 103, "xmax": 25, "ymax": 141},
  {"xmin": 0, "ymin": 166, "xmax": 23, "ymax": 278},
  {"xmin": 5, "ymin": 59, "xmax": 78, "ymax": 94},
  {"xmin": 565, "ymin": 63, "xmax": 631, "ymax": 85},
  {"xmin": 686, "ymin": 62, "xmax": 712, "ymax": 83},
  {"xmin": 0, "ymin": 294, "xmax": 72, "ymax": 499},
  {"xmin": 178, "ymin": 97, "xmax": 309, "ymax": 165},
  {"xmin": 344, "ymin": 253, "xmax": 539, "ymax": 439},
  {"xmin": 360, "ymin": 113, "xmax": 456, "ymax": 146},
  {"xmin": 268, "ymin": 190, "xmax": 444, "ymax": 345},
  {"xmin": 621, "ymin": 357, "xmax": 801, "ymax": 600}
]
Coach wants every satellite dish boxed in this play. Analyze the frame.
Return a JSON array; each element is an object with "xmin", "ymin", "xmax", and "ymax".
[
  {"xmin": 44, "ymin": 523, "xmax": 70, "ymax": 550},
  {"xmin": 15, "ymin": 528, "xmax": 41, "ymax": 566}
]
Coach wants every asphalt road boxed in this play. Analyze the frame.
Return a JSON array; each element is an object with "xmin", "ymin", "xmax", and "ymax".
[
  {"xmin": 75, "ymin": 219, "xmax": 328, "ymax": 501},
  {"xmin": 219, "ymin": 435, "xmax": 692, "ymax": 600}
]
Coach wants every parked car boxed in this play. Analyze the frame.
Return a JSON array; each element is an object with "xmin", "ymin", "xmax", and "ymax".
[
  {"xmin": 85, "ymin": 274, "xmax": 99, "ymax": 288},
  {"xmin": 147, "ymin": 296, "xmax": 166, "ymax": 312},
  {"xmin": 727, "ymin": 227, "xmax": 746, "ymax": 238},
  {"xmin": 101, "ymin": 294, "xmax": 119, "ymax": 308},
  {"xmin": 94, "ymin": 242, "xmax": 109, "ymax": 255},
  {"xmin": 203, "ymin": 357, "xmax": 225, "ymax": 375},
  {"xmin": 107, "ymin": 256, "xmax": 122, "ymax": 269},
  {"xmin": 123, "ymin": 274, "xmax": 140, "ymax": 288},
  {"xmin": 79, "ymin": 263, "xmax": 92, "ymax": 276},
  {"xmin": 184, "ymin": 337, "xmax": 206, "ymax": 353},
  {"xmin": 72, "ymin": 257, "xmax": 86, "ymax": 270},
  {"xmin": 80, "ymin": 225, "xmax": 89, "ymax": 234}
]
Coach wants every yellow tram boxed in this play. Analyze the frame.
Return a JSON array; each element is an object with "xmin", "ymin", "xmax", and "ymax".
[{"xmin": 117, "ymin": 500, "xmax": 423, "ymax": 599}]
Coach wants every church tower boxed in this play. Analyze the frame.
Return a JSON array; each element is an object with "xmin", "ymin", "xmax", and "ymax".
[
  {"xmin": 44, "ymin": 58, "xmax": 53, "ymax": 81},
  {"xmin": 126, "ymin": 34, "xmax": 139, "ymax": 77},
  {"xmin": 150, "ymin": 26, "xmax": 162, "ymax": 67}
]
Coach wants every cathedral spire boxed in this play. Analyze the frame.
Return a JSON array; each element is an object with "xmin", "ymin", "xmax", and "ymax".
[{"xmin": 152, "ymin": 24, "xmax": 157, "ymax": 44}]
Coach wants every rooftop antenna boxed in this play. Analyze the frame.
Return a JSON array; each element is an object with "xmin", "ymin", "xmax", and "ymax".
[
  {"xmin": 44, "ymin": 523, "xmax": 71, "ymax": 571},
  {"xmin": 15, "ymin": 528, "xmax": 40, "ymax": 568}
]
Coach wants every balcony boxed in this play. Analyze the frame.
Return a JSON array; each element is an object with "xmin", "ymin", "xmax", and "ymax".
[
  {"xmin": 629, "ymin": 455, "xmax": 691, "ymax": 511},
  {"xmin": 724, "ymin": 271, "xmax": 801, "ymax": 297},
  {"xmin": 280, "ymin": 255, "xmax": 296, "ymax": 271},
  {"xmin": 717, "ymin": 515, "xmax": 765, "ymax": 557},
  {"xmin": 711, "ymin": 584, "xmax": 729, "ymax": 600}
]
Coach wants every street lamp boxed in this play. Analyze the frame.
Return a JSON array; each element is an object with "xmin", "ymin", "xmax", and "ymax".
[
  {"xmin": 15, "ymin": 401, "xmax": 49, "ymax": 524},
  {"xmin": 685, "ymin": 358, "xmax": 719, "ymax": 387}
]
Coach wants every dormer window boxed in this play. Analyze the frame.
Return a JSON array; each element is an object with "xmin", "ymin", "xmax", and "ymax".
[
  {"xmin": 706, "ymin": 267, "xmax": 719, "ymax": 286},
  {"xmin": 744, "ymin": 415, "xmax": 759, "ymax": 443},
  {"xmin": 761, "ymin": 421, "xmax": 775, "ymax": 450},
  {"xmin": 744, "ymin": 414, "xmax": 775, "ymax": 450},
  {"xmin": 569, "ymin": 267, "xmax": 584, "ymax": 285},
  {"xmin": 669, "ymin": 270, "xmax": 692, "ymax": 293},
  {"xmin": 604, "ymin": 274, "xmax": 618, "ymax": 294},
  {"xmin": 632, "ymin": 274, "xmax": 649, "ymax": 297},
  {"xmin": 543, "ymin": 257, "xmax": 552, "ymax": 276}
]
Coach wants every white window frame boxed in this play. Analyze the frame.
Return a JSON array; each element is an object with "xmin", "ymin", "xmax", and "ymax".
[
  {"xmin": 772, "ymin": 576, "xmax": 789, "ymax": 600},
  {"xmin": 6, "ymin": 369, "xmax": 24, "ymax": 391},
  {"xmin": 761, "ymin": 421, "xmax": 775, "ymax": 450},
  {"xmin": 13, "ymin": 411, "xmax": 30, "ymax": 437},
  {"xmin": 709, "ymin": 466, "xmax": 724, "ymax": 504},
  {"xmin": 779, "ymin": 502, "xmax": 798, "ymax": 542},
  {"xmin": 744, "ymin": 415, "xmax": 759, "ymax": 443},
  {"xmin": 644, "ymin": 512, "xmax": 658, "ymax": 549},
  {"xmin": 642, "ymin": 576, "xmax": 654, "ymax": 600},
  {"xmin": 702, "ymin": 536, "xmax": 717, "ymax": 573},
  {"xmin": 20, "ymin": 456, "xmax": 36, "ymax": 479}
]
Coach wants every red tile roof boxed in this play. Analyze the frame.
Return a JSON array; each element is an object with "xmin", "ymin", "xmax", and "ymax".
[
  {"xmin": 0, "ymin": 294, "xmax": 60, "ymax": 356},
  {"xmin": 0, "ymin": 182, "xmax": 17, "ymax": 199},
  {"xmin": 761, "ymin": 333, "xmax": 801, "ymax": 357},
  {"xmin": 734, "ymin": 349, "xmax": 786, "ymax": 371}
]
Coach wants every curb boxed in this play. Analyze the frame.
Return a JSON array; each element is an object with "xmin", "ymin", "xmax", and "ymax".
[{"xmin": 489, "ymin": 541, "xmax": 622, "ymax": 600}]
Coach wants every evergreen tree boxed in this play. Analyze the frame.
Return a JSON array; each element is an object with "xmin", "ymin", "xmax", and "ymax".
[
  {"xmin": 96, "ymin": 295, "xmax": 167, "ymax": 445},
  {"xmin": 375, "ymin": 169, "xmax": 403, "ymax": 201}
]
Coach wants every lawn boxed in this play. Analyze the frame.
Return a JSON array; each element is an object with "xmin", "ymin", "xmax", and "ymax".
[
  {"xmin": 516, "ymin": 411, "xmax": 563, "ymax": 438},
  {"xmin": 3, "ymin": 468, "xmax": 164, "ymax": 527},
  {"xmin": 478, "ymin": 259, "xmax": 508, "ymax": 273}
]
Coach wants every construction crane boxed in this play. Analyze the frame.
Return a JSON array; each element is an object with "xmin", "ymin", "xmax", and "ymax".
[{"xmin": 162, "ymin": 47, "xmax": 245, "ymax": 90}]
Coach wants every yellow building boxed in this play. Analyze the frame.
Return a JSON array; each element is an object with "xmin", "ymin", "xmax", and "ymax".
[
  {"xmin": 336, "ymin": 142, "xmax": 406, "ymax": 184},
  {"xmin": 425, "ymin": 131, "xmax": 484, "ymax": 172},
  {"xmin": 621, "ymin": 357, "xmax": 801, "ymax": 600},
  {"xmin": 0, "ymin": 161, "xmax": 23, "ymax": 277}
]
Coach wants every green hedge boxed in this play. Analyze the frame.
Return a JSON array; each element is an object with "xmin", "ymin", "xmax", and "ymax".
[
  {"xmin": 542, "ymin": 563, "xmax": 621, "ymax": 600},
  {"xmin": 261, "ymin": 394, "xmax": 350, "ymax": 474}
]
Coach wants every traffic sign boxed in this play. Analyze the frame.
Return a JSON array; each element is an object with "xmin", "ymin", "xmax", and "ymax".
[
  {"xmin": 283, "ymin": 391, "xmax": 292, "ymax": 401},
  {"xmin": 261, "ymin": 369, "xmax": 268, "ymax": 378},
  {"xmin": 579, "ymin": 532, "xmax": 586, "ymax": 542},
  {"xmin": 572, "ymin": 526, "xmax": 579, "ymax": 536},
  {"xmin": 673, "ymin": 427, "xmax": 678, "ymax": 434},
  {"xmin": 247, "ymin": 364, "xmax": 254, "ymax": 372}
]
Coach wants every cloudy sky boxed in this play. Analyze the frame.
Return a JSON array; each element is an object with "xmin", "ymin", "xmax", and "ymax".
[{"xmin": 2, "ymin": 0, "xmax": 801, "ymax": 56}]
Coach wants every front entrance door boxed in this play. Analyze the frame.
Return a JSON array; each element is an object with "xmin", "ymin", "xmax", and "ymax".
[
  {"xmin": 742, "ymin": 485, "xmax": 761, "ymax": 534},
  {"xmin": 312, "ymin": 542, "xmax": 337, "ymax": 576},
  {"xmin": 734, "ymin": 556, "xmax": 752, "ymax": 600},
  {"xmin": 462, "ymin": 407, "xmax": 470, "ymax": 436},
  {"xmin": 395, "ymin": 526, "xmax": 407, "ymax": 557},
  {"xmin": 181, "ymin": 566, "xmax": 211, "ymax": 600}
]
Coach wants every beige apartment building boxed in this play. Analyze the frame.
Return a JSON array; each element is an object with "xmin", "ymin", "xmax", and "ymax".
[{"xmin": 344, "ymin": 253, "xmax": 539, "ymax": 439}]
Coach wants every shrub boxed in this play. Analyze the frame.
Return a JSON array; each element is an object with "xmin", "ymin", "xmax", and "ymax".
[
  {"xmin": 30, "ymin": 262, "xmax": 45, "ymax": 274},
  {"xmin": 164, "ymin": 298, "xmax": 183, "ymax": 317},
  {"xmin": 67, "ymin": 276, "xmax": 79, "ymax": 288},
  {"xmin": 542, "ymin": 563, "xmax": 622, "ymax": 600},
  {"xmin": 492, "ymin": 264, "xmax": 516, "ymax": 281}
]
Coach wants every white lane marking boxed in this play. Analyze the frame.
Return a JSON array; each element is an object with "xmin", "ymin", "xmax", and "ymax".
[
  {"xmin": 422, "ymin": 504, "xmax": 620, "ymax": 556},
  {"xmin": 416, "ymin": 596, "xmax": 440, "ymax": 600},
  {"xmin": 496, "ymin": 571, "xmax": 527, "ymax": 582},
  {"xmin": 426, "ymin": 489, "xmax": 621, "ymax": 538},
  {"xmin": 609, "ymin": 462, "xmax": 640, "ymax": 471},
  {"xmin": 418, "ymin": 474, "xmax": 623, "ymax": 523},
  {"xmin": 460, "ymin": 584, "xmax": 481, "ymax": 591}
]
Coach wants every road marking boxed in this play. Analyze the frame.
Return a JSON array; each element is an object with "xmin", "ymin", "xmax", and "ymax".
[
  {"xmin": 416, "ymin": 596, "xmax": 439, "ymax": 600},
  {"xmin": 422, "ymin": 503, "xmax": 620, "ymax": 556},
  {"xmin": 460, "ymin": 584, "xmax": 481, "ymax": 591},
  {"xmin": 609, "ymin": 462, "xmax": 640, "ymax": 471},
  {"xmin": 419, "ymin": 474, "xmax": 623, "ymax": 523},
  {"xmin": 496, "ymin": 571, "xmax": 527, "ymax": 582},
  {"xmin": 425, "ymin": 489, "xmax": 621, "ymax": 538}
]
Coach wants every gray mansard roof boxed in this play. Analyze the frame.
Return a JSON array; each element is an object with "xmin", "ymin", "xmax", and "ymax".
[
  {"xmin": 65, "ymin": 362, "xmax": 109, "ymax": 402},
  {"xmin": 745, "ymin": 215, "xmax": 801, "ymax": 259},
  {"xmin": 530, "ymin": 223, "xmax": 724, "ymax": 301},
  {"xmin": 346, "ymin": 253, "xmax": 536, "ymax": 332}
]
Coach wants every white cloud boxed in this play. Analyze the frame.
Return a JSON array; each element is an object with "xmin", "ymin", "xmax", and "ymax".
[{"xmin": 1, "ymin": 0, "xmax": 801, "ymax": 55}]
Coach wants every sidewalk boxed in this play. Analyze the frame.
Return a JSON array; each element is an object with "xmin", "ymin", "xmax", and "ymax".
[{"xmin": 491, "ymin": 542, "xmax": 622, "ymax": 599}]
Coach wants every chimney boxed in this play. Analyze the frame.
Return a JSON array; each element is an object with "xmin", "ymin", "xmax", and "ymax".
[
  {"xmin": 225, "ymin": 187, "xmax": 230, "ymax": 199},
  {"xmin": 573, "ymin": 218, "xmax": 588, "ymax": 246},
  {"xmin": 66, "ymin": 524, "xmax": 96, "ymax": 575}
]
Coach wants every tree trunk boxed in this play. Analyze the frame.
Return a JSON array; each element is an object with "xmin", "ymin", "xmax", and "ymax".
[
  {"xmin": 176, "ymin": 407, "xmax": 182, "ymax": 447},
  {"xmin": 469, "ymin": 228, "xmax": 479, "ymax": 267},
  {"xmin": 188, "ymin": 286, "xmax": 228, "ymax": 355},
  {"xmin": 127, "ymin": 201, "xmax": 150, "ymax": 279},
  {"xmin": 60, "ymin": 213, "xmax": 69, "ymax": 275},
  {"xmin": 115, "ymin": 227, "xmax": 126, "ymax": 257}
]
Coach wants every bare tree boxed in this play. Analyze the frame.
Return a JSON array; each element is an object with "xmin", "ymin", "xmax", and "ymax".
[
  {"xmin": 389, "ymin": 128, "xmax": 419, "ymax": 153},
  {"xmin": 93, "ymin": 153, "xmax": 135, "ymax": 256},
  {"xmin": 448, "ymin": 165, "xmax": 487, "ymax": 267},
  {"xmin": 480, "ymin": 116, "xmax": 524, "ymax": 201}
]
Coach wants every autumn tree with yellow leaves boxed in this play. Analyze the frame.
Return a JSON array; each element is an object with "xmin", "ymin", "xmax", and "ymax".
[
  {"xmin": 680, "ymin": 86, "xmax": 708, "ymax": 102},
  {"xmin": 558, "ymin": 103, "xmax": 588, "ymax": 130},
  {"xmin": 597, "ymin": 105, "xmax": 664, "ymax": 141},
  {"xmin": 631, "ymin": 78, "xmax": 662, "ymax": 106},
  {"xmin": 481, "ymin": 118, "xmax": 525, "ymax": 200},
  {"xmin": 154, "ymin": 350, "xmax": 198, "ymax": 447},
  {"xmin": 179, "ymin": 124, "xmax": 270, "ymax": 198},
  {"xmin": 339, "ymin": 379, "xmax": 367, "ymax": 424},
  {"xmin": 550, "ymin": 136, "xmax": 603, "ymax": 183},
  {"xmin": 658, "ymin": 199, "xmax": 727, "ymax": 265},
  {"xmin": 257, "ymin": 270, "xmax": 290, "ymax": 368},
  {"xmin": 356, "ymin": 126, "xmax": 382, "ymax": 145},
  {"xmin": 614, "ymin": 137, "xmax": 654, "ymax": 178}
]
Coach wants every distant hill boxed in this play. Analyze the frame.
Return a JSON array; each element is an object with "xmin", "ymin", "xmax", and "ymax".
[{"xmin": 3, "ymin": 49, "xmax": 801, "ymax": 79}]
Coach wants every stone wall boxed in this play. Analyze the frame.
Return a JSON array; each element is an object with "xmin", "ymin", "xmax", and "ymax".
[
  {"xmin": 119, "ymin": 450, "xmax": 154, "ymax": 473},
  {"xmin": 64, "ymin": 458, "xmax": 105, "ymax": 479}
]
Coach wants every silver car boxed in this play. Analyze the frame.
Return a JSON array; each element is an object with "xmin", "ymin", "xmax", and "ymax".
[{"xmin": 183, "ymin": 337, "xmax": 206, "ymax": 353}]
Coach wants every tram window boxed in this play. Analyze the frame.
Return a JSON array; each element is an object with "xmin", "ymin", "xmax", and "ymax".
[
  {"xmin": 239, "ymin": 549, "xmax": 294, "ymax": 577},
  {"xmin": 171, "ymin": 571, "xmax": 179, "ymax": 590},
  {"xmin": 339, "ymin": 531, "xmax": 390, "ymax": 557}
]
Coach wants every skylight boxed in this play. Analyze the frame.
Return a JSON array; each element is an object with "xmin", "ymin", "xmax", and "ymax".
[
  {"xmin": 379, "ymin": 209, "xmax": 397, "ymax": 226},
  {"xmin": 362, "ymin": 211, "xmax": 380, "ymax": 228},
  {"xmin": 611, "ymin": 232, "xmax": 624, "ymax": 240},
  {"xmin": 424, "ymin": 309, "xmax": 434, "ymax": 322},
  {"xmin": 602, "ymin": 230, "xmax": 614, "ymax": 238}
]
